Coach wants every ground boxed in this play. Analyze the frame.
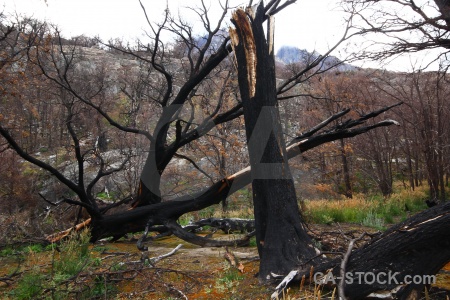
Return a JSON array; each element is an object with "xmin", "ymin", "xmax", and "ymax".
[{"xmin": 1, "ymin": 224, "xmax": 449, "ymax": 299}]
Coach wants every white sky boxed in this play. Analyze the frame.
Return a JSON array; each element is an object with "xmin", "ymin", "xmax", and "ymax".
[
  {"xmin": 1, "ymin": 1, "xmax": 349, "ymax": 50},
  {"xmin": 0, "ymin": 0, "xmax": 436, "ymax": 71}
]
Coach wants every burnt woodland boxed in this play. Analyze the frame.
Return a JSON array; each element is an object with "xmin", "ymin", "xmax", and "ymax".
[{"xmin": 1, "ymin": 0, "xmax": 450, "ymax": 299}]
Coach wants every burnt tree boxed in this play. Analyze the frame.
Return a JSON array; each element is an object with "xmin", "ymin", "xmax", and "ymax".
[
  {"xmin": 227, "ymin": 2, "xmax": 450, "ymax": 297},
  {"xmin": 0, "ymin": 0, "xmax": 356, "ymax": 242},
  {"xmin": 229, "ymin": 4, "xmax": 319, "ymax": 282},
  {"xmin": 2, "ymin": 2, "xmax": 449, "ymax": 298}
]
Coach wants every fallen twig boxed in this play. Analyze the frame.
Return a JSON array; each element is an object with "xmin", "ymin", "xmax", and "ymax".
[
  {"xmin": 45, "ymin": 218, "xmax": 91, "ymax": 243},
  {"xmin": 150, "ymin": 244, "xmax": 183, "ymax": 265},
  {"xmin": 128, "ymin": 244, "xmax": 184, "ymax": 266},
  {"xmin": 166, "ymin": 284, "xmax": 188, "ymax": 300},
  {"xmin": 337, "ymin": 224, "xmax": 367, "ymax": 300}
]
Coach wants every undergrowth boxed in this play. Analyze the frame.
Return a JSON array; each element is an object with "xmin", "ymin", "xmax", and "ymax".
[
  {"xmin": 5, "ymin": 229, "xmax": 118, "ymax": 300},
  {"xmin": 303, "ymin": 184, "xmax": 429, "ymax": 229},
  {"xmin": 178, "ymin": 184, "xmax": 429, "ymax": 231}
]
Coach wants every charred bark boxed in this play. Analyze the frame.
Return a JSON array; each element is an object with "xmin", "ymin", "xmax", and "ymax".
[
  {"xmin": 340, "ymin": 139, "xmax": 353, "ymax": 198},
  {"xmin": 193, "ymin": 218, "xmax": 255, "ymax": 233},
  {"xmin": 298, "ymin": 201, "xmax": 450, "ymax": 299},
  {"xmin": 230, "ymin": 3, "xmax": 320, "ymax": 282}
]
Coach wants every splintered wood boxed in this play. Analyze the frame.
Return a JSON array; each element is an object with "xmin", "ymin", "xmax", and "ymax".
[
  {"xmin": 45, "ymin": 218, "xmax": 91, "ymax": 243},
  {"xmin": 230, "ymin": 9, "xmax": 257, "ymax": 98},
  {"xmin": 224, "ymin": 246, "xmax": 245, "ymax": 273}
]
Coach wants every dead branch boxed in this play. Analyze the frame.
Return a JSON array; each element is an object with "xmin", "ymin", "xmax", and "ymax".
[
  {"xmin": 45, "ymin": 219, "xmax": 91, "ymax": 243},
  {"xmin": 224, "ymin": 246, "xmax": 245, "ymax": 273},
  {"xmin": 45, "ymin": 104, "xmax": 403, "ymax": 245},
  {"xmin": 150, "ymin": 244, "xmax": 183, "ymax": 265},
  {"xmin": 130, "ymin": 244, "xmax": 183, "ymax": 266},
  {"xmin": 0, "ymin": 263, "xmax": 22, "ymax": 286},
  {"xmin": 165, "ymin": 283, "xmax": 188, "ymax": 300},
  {"xmin": 338, "ymin": 231, "xmax": 367, "ymax": 300}
]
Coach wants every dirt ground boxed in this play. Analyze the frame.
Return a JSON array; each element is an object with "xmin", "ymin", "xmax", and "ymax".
[{"xmin": 1, "ymin": 224, "xmax": 449, "ymax": 299}]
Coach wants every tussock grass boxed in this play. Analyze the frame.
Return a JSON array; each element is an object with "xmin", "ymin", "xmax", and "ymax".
[
  {"xmin": 177, "ymin": 185, "xmax": 429, "ymax": 230},
  {"xmin": 303, "ymin": 185, "xmax": 428, "ymax": 228}
]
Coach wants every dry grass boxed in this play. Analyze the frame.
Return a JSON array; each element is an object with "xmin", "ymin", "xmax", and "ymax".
[{"xmin": 303, "ymin": 184, "xmax": 429, "ymax": 228}]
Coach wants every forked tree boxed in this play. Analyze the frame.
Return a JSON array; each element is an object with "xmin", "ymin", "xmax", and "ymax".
[{"xmin": 1, "ymin": 0, "xmax": 359, "ymax": 240}]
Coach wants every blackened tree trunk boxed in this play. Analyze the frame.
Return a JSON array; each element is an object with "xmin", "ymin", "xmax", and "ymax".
[
  {"xmin": 230, "ymin": 4, "xmax": 318, "ymax": 282},
  {"xmin": 340, "ymin": 139, "xmax": 353, "ymax": 198}
]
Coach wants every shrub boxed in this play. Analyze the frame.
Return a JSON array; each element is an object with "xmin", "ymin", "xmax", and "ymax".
[{"xmin": 362, "ymin": 211, "xmax": 385, "ymax": 230}]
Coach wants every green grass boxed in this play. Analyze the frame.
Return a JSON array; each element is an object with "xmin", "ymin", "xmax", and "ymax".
[
  {"xmin": 214, "ymin": 268, "xmax": 245, "ymax": 293},
  {"xmin": 12, "ymin": 269, "xmax": 44, "ymax": 300},
  {"xmin": 0, "ymin": 247, "xmax": 15, "ymax": 257},
  {"xmin": 52, "ymin": 230, "xmax": 91, "ymax": 280},
  {"xmin": 23, "ymin": 244, "xmax": 44, "ymax": 254},
  {"xmin": 81, "ymin": 275, "xmax": 118, "ymax": 299},
  {"xmin": 0, "ymin": 243, "xmax": 46, "ymax": 257},
  {"xmin": 178, "ymin": 184, "xmax": 430, "ymax": 232},
  {"xmin": 221, "ymin": 268, "xmax": 244, "ymax": 282},
  {"xmin": 304, "ymin": 185, "xmax": 429, "ymax": 229},
  {"xmin": 361, "ymin": 211, "xmax": 385, "ymax": 230},
  {"xmin": 9, "ymin": 228, "xmax": 119, "ymax": 300}
]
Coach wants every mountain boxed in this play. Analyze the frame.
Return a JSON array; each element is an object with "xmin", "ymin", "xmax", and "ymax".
[{"xmin": 276, "ymin": 45, "xmax": 358, "ymax": 72}]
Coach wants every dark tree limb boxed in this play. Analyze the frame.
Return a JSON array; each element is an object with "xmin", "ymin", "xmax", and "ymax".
[
  {"xmin": 287, "ymin": 108, "xmax": 351, "ymax": 145},
  {"xmin": 164, "ymin": 220, "xmax": 253, "ymax": 247},
  {"xmin": 192, "ymin": 218, "xmax": 255, "ymax": 233},
  {"xmin": 173, "ymin": 153, "xmax": 214, "ymax": 182},
  {"xmin": 346, "ymin": 0, "xmax": 450, "ymax": 63},
  {"xmin": 34, "ymin": 39, "xmax": 154, "ymax": 142},
  {"xmin": 28, "ymin": 103, "xmax": 398, "ymax": 242},
  {"xmin": 81, "ymin": 104, "xmax": 403, "ymax": 242},
  {"xmin": 0, "ymin": 125, "xmax": 82, "ymax": 199}
]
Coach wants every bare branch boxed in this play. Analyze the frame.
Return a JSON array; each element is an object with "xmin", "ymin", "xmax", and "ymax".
[{"xmin": 173, "ymin": 153, "xmax": 214, "ymax": 182}]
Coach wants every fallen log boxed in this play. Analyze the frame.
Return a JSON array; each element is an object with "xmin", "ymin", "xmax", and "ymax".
[
  {"xmin": 295, "ymin": 201, "xmax": 450, "ymax": 299},
  {"xmin": 192, "ymin": 218, "xmax": 255, "ymax": 233},
  {"xmin": 164, "ymin": 220, "xmax": 254, "ymax": 247}
]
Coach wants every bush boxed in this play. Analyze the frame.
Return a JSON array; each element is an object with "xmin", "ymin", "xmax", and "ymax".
[{"xmin": 362, "ymin": 211, "xmax": 385, "ymax": 230}]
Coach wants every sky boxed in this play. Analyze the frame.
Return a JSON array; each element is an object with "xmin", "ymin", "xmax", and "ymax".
[
  {"xmin": 0, "ymin": 0, "xmax": 435, "ymax": 71},
  {"xmin": 1, "ymin": 1, "xmax": 348, "ymax": 50}
]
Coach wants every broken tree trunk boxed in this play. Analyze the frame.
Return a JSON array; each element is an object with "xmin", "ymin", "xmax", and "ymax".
[{"xmin": 230, "ymin": 3, "xmax": 320, "ymax": 282}]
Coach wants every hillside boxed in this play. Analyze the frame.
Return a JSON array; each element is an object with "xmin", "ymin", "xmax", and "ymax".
[{"xmin": 276, "ymin": 45, "xmax": 359, "ymax": 72}]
